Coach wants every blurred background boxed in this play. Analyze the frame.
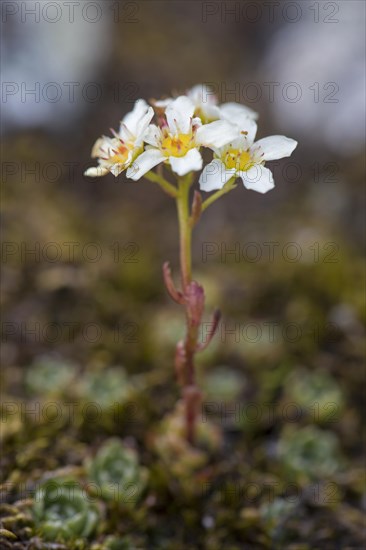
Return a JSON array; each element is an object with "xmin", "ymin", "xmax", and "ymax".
[
  {"xmin": 2, "ymin": 0, "xmax": 365, "ymax": 365},
  {"xmin": 1, "ymin": 0, "xmax": 365, "ymax": 547}
]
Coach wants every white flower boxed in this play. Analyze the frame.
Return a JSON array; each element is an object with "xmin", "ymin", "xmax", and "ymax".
[
  {"xmin": 154, "ymin": 84, "xmax": 220, "ymax": 123},
  {"xmin": 84, "ymin": 99, "xmax": 154, "ymax": 177},
  {"xmin": 188, "ymin": 86, "xmax": 259, "ymax": 126},
  {"xmin": 127, "ymin": 96, "xmax": 239, "ymax": 180},
  {"xmin": 219, "ymin": 101, "xmax": 258, "ymax": 125},
  {"xmin": 199, "ymin": 127, "xmax": 298, "ymax": 194},
  {"xmin": 187, "ymin": 84, "xmax": 221, "ymax": 122},
  {"xmin": 155, "ymin": 84, "xmax": 258, "ymax": 126}
]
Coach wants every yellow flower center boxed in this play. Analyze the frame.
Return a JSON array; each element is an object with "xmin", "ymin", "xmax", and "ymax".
[
  {"xmin": 224, "ymin": 149, "xmax": 253, "ymax": 171},
  {"xmin": 109, "ymin": 143, "xmax": 130, "ymax": 165},
  {"xmin": 161, "ymin": 133, "xmax": 192, "ymax": 157}
]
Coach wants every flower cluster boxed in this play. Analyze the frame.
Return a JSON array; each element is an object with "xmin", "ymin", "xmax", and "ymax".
[{"xmin": 85, "ymin": 84, "xmax": 297, "ymax": 194}]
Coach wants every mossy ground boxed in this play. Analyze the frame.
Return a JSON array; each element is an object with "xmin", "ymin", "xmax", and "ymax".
[{"xmin": 1, "ymin": 137, "xmax": 365, "ymax": 549}]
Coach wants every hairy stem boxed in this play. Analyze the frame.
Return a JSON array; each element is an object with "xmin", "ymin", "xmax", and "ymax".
[
  {"xmin": 176, "ymin": 175, "xmax": 201, "ymax": 444},
  {"xmin": 176, "ymin": 176, "xmax": 192, "ymax": 290},
  {"xmin": 154, "ymin": 170, "xmax": 226, "ymax": 445}
]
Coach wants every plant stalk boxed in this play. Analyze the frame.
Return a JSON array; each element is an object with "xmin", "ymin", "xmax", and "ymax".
[
  {"xmin": 156, "ymin": 172, "xmax": 235, "ymax": 445},
  {"xmin": 176, "ymin": 176, "xmax": 201, "ymax": 444}
]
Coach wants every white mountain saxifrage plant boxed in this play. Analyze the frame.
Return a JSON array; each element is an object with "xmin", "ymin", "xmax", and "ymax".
[{"xmin": 85, "ymin": 84, "xmax": 297, "ymax": 444}]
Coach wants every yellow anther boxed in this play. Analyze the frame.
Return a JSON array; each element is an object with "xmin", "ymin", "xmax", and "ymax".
[
  {"xmin": 224, "ymin": 149, "xmax": 253, "ymax": 171},
  {"xmin": 161, "ymin": 134, "xmax": 192, "ymax": 157}
]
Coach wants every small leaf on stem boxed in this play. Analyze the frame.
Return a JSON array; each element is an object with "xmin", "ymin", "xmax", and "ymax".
[
  {"xmin": 162, "ymin": 262, "xmax": 185, "ymax": 304},
  {"xmin": 197, "ymin": 308, "xmax": 221, "ymax": 351}
]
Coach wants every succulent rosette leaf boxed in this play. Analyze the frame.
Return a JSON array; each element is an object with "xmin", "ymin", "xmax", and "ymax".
[
  {"xmin": 278, "ymin": 426, "xmax": 342, "ymax": 481},
  {"xmin": 25, "ymin": 355, "xmax": 76, "ymax": 396},
  {"xmin": 86, "ymin": 438, "xmax": 148, "ymax": 507},
  {"xmin": 33, "ymin": 478, "xmax": 99, "ymax": 542},
  {"xmin": 78, "ymin": 367, "xmax": 133, "ymax": 410}
]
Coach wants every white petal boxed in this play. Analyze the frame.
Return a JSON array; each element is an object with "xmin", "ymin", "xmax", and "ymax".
[
  {"xmin": 91, "ymin": 137, "xmax": 104, "ymax": 158},
  {"xmin": 238, "ymin": 118, "xmax": 258, "ymax": 146},
  {"xmin": 220, "ymin": 108, "xmax": 258, "ymax": 146},
  {"xmin": 144, "ymin": 124, "xmax": 163, "ymax": 147},
  {"xmin": 240, "ymin": 165, "xmax": 275, "ymax": 194},
  {"xmin": 153, "ymin": 98, "xmax": 173, "ymax": 108},
  {"xmin": 109, "ymin": 163, "xmax": 127, "ymax": 177},
  {"xmin": 219, "ymin": 102, "xmax": 258, "ymax": 122},
  {"xmin": 199, "ymin": 159, "xmax": 235, "ymax": 192},
  {"xmin": 188, "ymin": 84, "xmax": 220, "ymax": 121},
  {"xmin": 188, "ymin": 84, "xmax": 218, "ymax": 106},
  {"xmin": 134, "ymin": 108, "xmax": 155, "ymax": 144},
  {"xmin": 121, "ymin": 99, "xmax": 152, "ymax": 137},
  {"xmin": 119, "ymin": 123, "xmax": 133, "ymax": 143},
  {"xmin": 169, "ymin": 148, "xmax": 202, "ymax": 176},
  {"xmin": 84, "ymin": 165, "xmax": 109, "ymax": 177},
  {"xmin": 126, "ymin": 149, "xmax": 165, "ymax": 181},
  {"xmin": 252, "ymin": 135, "xmax": 297, "ymax": 161},
  {"xmin": 91, "ymin": 136, "xmax": 116, "ymax": 158},
  {"xmin": 201, "ymin": 104, "xmax": 221, "ymax": 121},
  {"xmin": 195, "ymin": 120, "xmax": 239, "ymax": 148},
  {"xmin": 166, "ymin": 96, "xmax": 195, "ymax": 135},
  {"xmin": 226, "ymin": 133, "xmax": 254, "ymax": 151}
]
